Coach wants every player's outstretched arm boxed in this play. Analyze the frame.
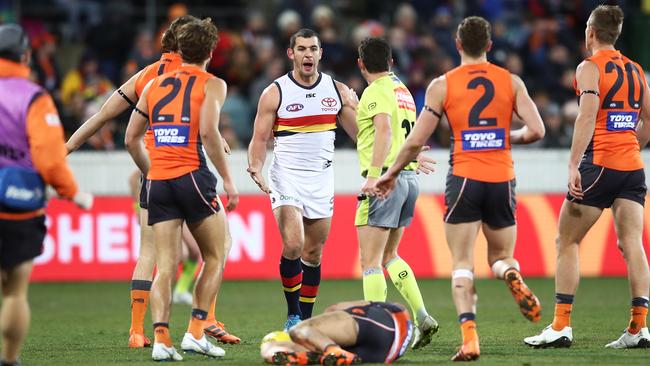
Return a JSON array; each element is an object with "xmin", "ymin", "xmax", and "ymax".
[
  {"xmin": 124, "ymin": 82, "xmax": 151, "ymax": 176},
  {"xmin": 510, "ymin": 74, "xmax": 545, "ymax": 144},
  {"xmin": 335, "ymin": 81, "xmax": 359, "ymax": 142},
  {"xmin": 201, "ymin": 77, "xmax": 238, "ymax": 211},
  {"xmin": 635, "ymin": 79, "xmax": 650, "ymax": 148},
  {"xmin": 375, "ymin": 76, "xmax": 445, "ymax": 197},
  {"xmin": 567, "ymin": 60, "xmax": 600, "ymax": 199},
  {"xmin": 247, "ymin": 83, "xmax": 279, "ymax": 194},
  {"xmin": 67, "ymin": 71, "xmax": 141, "ymax": 154}
]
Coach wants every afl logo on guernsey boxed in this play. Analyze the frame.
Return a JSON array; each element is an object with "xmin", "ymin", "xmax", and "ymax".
[{"xmin": 286, "ymin": 103, "xmax": 304, "ymax": 112}]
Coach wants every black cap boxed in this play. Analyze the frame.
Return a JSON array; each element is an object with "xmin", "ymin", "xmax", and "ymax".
[{"xmin": 0, "ymin": 24, "xmax": 29, "ymax": 62}]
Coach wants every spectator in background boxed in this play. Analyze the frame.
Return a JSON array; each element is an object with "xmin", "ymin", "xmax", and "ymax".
[
  {"xmin": 504, "ymin": 52, "xmax": 536, "ymax": 88},
  {"xmin": 393, "ymin": 3, "xmax": 420, "ymax": 52},
  {"xmin": 556, "ymin": 67, "xmax": 577, "ymax": 104},
  {"xmin": 81, "ymin": 95, "xmax": 118, "ymax": 150},
  {"xmin": 84, "ymin": 1, "xmax": 134, "ymax": 84},
  {"xmin": 242, "ymin": 10, "xmax": 273, "ymax": 49},
  {"xmin": 54, "ymin": 0, "xmax": 101, "ymax": 42},
  {"xmin": 312, "ymin": 5, "xmax": 351, "ymax": 77},
  {"xmin": 154, "ymin": 2, "xmax": 187, "ymax": 53},
  {"xmin": 351, "ymin": 20, "xmax": 385, "ymax": 47},
  {"xmin": 489, "ymin": 20, "xmax": 511, "ymax": 65},
  {"xmin": 122, "ymin": 29, "xmax": 157, "ymax": 83},
  {"xmin": 250, "ymin": 57, "xmax": 285, "ymax": 103},
  {"xmin": 224, "ymin": 46, "xmax": 254, "ymax": 92},
  {"xmin": 208, "ymin": 27, "xmax": 234, "ymax": 75},
  {"xmin": 504, "ymin": 51, "xmax": 524, "ymax": 75},
  {"xmin": 61, "ymin": 51, "xmax": 113, "ymax": 108},
  {"xmin": 222, "ymin": 86, "xmax": 252, "ymax": 144},
  {"xmin": 242, "ymin": 11, "xmax": 278, "ymax": 80},
  {"xmin": 388, "ymin": 27, "xmax": 411, "ymax": 75},
  {"xmin": 60, "ymin": 51, "xmax": 113, "ymax": 140},
  {"xmin": 406, "ymin": 67, "xmax": 427, "ymax": 110},
  {"xmin": 219, "ymin": 113, "xmax": 242, "ymax": 151},
  {"xmin": 30, "ymin": 32, "xmax": 61, "ymax": 95},
  {"xmin": 430, "ymin": 6, "xmax": 456, "ymax": 58},
  {"xmin": 540, "ymin": 103, "xmax": 571, "ymax": 148},
  {"xmin": 276, "ymin": 9, "xmax": 302, "ymax": 48},
  {"xmin": 311, "ymin": 4, "xmax": 335, "ymax": 34}
]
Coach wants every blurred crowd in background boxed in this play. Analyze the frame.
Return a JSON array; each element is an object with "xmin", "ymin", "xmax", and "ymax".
[{"xmin": 2, "ymin": 0, "xmax": 650, "ymax": 151}]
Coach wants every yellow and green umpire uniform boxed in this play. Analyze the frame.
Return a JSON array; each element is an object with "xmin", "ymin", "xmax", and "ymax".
[{"xmin": 355, "ymin": 73, "xmax": 419, "ymax": 227}]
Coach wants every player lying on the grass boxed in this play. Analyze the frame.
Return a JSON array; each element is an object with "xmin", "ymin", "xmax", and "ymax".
[
  {"xmin": 261, "ymin": 301, "xmax": 412, "ymax": 366},
  {"xmin": 68, "ymin": 15, "xmax": 240, "ymax": 348}
]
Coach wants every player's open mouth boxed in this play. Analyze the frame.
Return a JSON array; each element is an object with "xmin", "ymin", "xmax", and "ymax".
[{"xmin": 303, "ymin": 61, "xmax": 313, "ymax": 71}]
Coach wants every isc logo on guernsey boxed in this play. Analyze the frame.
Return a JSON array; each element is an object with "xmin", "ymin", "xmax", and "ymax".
[{"xmin": 153, "ymin": 126, "xmax": 189, "ymax": 146}]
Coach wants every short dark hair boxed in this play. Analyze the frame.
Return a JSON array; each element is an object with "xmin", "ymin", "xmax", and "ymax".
[
  {"xmin": 358, "ymin": 37, "xmax": 391, "ymax": 73},
  {"xmin": 289, "ymin": 28, "xmax": 320, "ymax": 49},
  {"xmin": 457, "ymin": 16, "xmax": 491, "ymax": 58},
  {"xmin": 588, "ymin": 5, "xmax": 624, "ymax": 45},
  {"xmin": 161, "ymin": 15, "xmax": 199, "ymax": 53},
  {"xmin": 176, "ymin": 18, "xmax": 219, "ymax": 64}
]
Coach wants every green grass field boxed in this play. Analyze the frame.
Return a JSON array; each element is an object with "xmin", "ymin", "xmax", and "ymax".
[{"xmin": 13, "ymin": 278, "xmax": 649, "ymax": 365}]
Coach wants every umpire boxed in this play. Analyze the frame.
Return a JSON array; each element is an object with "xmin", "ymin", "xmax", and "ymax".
[{"xmin": 0, "ymin": 24, "xmax": 89, "ymax": 366}]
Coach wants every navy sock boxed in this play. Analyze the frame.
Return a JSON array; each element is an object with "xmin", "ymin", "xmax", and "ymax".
[
  {"xmin": 280, "ymin": 256, "xmax": 303, "ymax": 317},
  {"xmin": 131, "ymin": 279, "xmax": 152, "ymax": 291},
  {"xmin": 191, "ymin": 308, "xmax": 208, "ymax": 320},
  {"xmin": 555, "ymin": 293, "xmax": 574, "ymax": 304},
  {"xmin": 632, "ymin": 297, "xmax": 649, "ymax": 308},
  {"xmin": 458, "ymin": 312, "xmax": 476, "ymax": 323},
  {"xmin": 299, "ymin": 260, "xmax": 321, "ymax": 319}
]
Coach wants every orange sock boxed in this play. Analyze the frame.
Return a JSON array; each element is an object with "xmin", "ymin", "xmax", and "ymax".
[
  {"xmin": 460, "ymin": 320, "xmax": 478, "ymax": 344},
  {"xmin": 551, "ymin": 303, "xmax": 572, "ymax": 331},
  {"xmin": 188, "ymin": 309, "xmax": 208, "ymax": 339},
  {"xmin": 130, "ymin": 289, "xmax": 150, "ymax": 334},
  {"xmin": 628, "ymin": 306, "xmax": 648, "ymax": 334},
  {"xmin": 206, "ymin": 299, "xmax": 217, "ymax": 324},
  {"xmin": 153, "ymin": 323, "xmax": 172, "ymax": 347}
]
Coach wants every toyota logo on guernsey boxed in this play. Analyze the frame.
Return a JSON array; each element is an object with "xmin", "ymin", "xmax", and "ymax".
[
  {"xmin": 321, "ymin": 97, "xmax": 337, "ymax": 107},
  {"xmin": 321, "ymin": 97, "xmax": 338, "ymax": 111},
  {"xmin": 286, "ymin": 103, "xmax": 304, "ymax": 112}
]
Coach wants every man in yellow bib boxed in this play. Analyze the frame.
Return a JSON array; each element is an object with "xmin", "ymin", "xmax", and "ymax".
[{"xmin": 354, "ymin": 37, "xmax": 438, "ymax": 350}]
